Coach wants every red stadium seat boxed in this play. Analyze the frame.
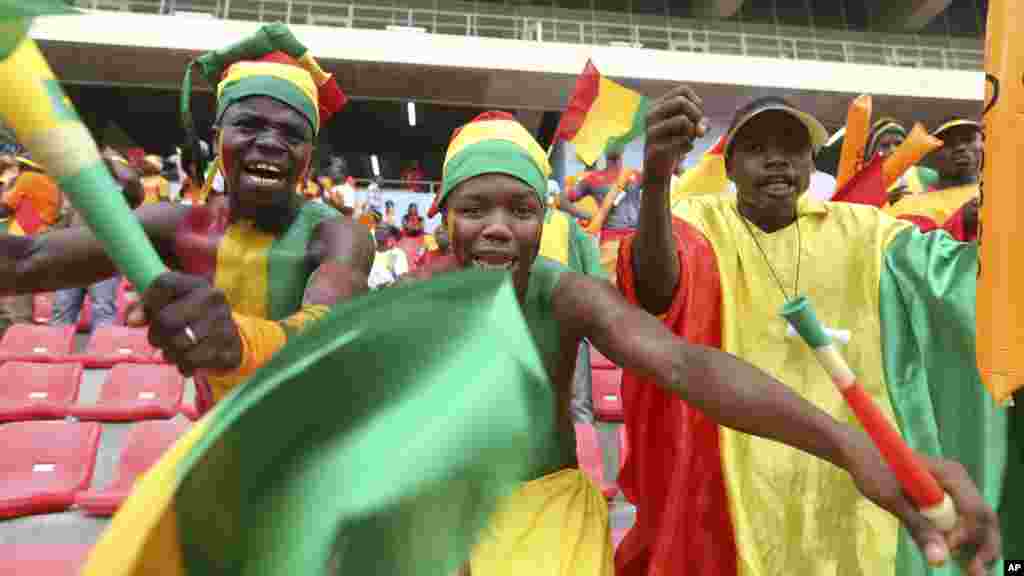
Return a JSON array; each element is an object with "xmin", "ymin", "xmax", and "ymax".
[
  {"xmin": 574, "ymin": 422, "xmax": 617, "ymax": 499},
  {"xmin": 0, "ymin": 544, "xmax": 93, "ymax": 576},
  {"xmin": 115, "ymin": 279, "xmax": 137, "ymax": 326},
  {"xmin": 0, "ymin": 421, "xmax": 101, "ymax": 518},
  {"xmin": 70, "ymin": 364, "xmax": 184, "ymax": 421},
  {"xmin": 589, "ymin": 342, "xmax": 616, "ymax": 369},
  {"xmin": 76, "ymin": 325, "xmax": 163, "ymax": 368},
  {"xmin": 32, "ymin": 292, "xmax": 55, "ymax": 324},
  {"xmin": 592, "ymin": 369, "xmax": 624, "ymax": 422},
  {"xmin": 76, "ymin": 419, "xmax": 190, "ymax": 516},
  {"xmin": 0, "ymin": 324, "xmax": 76, "ymax": 363},
  {"xmin": 0, "ymin": 362, "xmax": 83, "ymax": 422}
]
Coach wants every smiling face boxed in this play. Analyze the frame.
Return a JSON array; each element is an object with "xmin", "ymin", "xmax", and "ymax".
[
  {"xmin": 445, "ymin": 173, "xmax": 544, "ymax": 301},
  {"xmin": 726, "ymin": 111, "xmax": 814, "ymax": 230},
  {"xmin": 218, "ymin": 96, "xmax": 314, "ymax": 222}
]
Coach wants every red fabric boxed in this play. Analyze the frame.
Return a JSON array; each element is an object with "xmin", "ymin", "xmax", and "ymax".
[
  {"xmin": 614, "ymin": 219, "xmax": 737, "ymax": 576},
  {"xmin": 71, "ymin": 364, "xmax": 184, "ymax": 422},
  {"xmin": 0, "ymin": 362, "xmax": 83, "ymax": 422},
  {"xmin": 0, "ymin": 324, "xmax": 76, "ymax": 363},
  {"xmin": 415, "ymin": 248, "xmax": 449, "ymax": 270},
  {"xmin": 592, "ymin": 368, "xmax": 624, "ymax": 422},
  {"xmin": 33, "ymin": 292, "xmax": 54, "ymax": 324},
  {"xmin": 942, "ymin": 202, "xmax": 977, "ymax": 242},
  {"xmin": 0, "ymin": 421, "xmax": 102, "ymax": 519},
  {"xmin": 76, "ymin": 420, "xmax": 190, "ymax": 516},
  {"xmin": 552, "ymin": 59, "xmax": 601, "ymax": 142},
  {"xmin": 316, "ymin": 75, "xmax": 348, "ymax": 123},
  {"xmin": 407, "ymin": 253, "xmax": 460, "ymax": 281},
  {"xmin": 831, "ymin": 156, "xmax": 887, "ymax": 207},
  {"xmin": 396, "ymin": 236, "xmax": 425, "ymax": 270},
  {"xmin": 174, "ymin": 204, "xmax": 230, "ymax": 282},
  {"xmin": 600, "ymin": 227, "xmax": 635, "ymax": 244},
  {"xmin": 14, "ymin": 195, "xmax": 45, "ymax": 235},
  {"xmin": 589, "ymin": 342, "xmax": 616, "ymax": 369}
]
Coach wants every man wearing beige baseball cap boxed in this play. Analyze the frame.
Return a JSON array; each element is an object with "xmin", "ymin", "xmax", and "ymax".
[{"xmin": 619, "ymin": 92, "xmax": 1006, "ymax": 576}]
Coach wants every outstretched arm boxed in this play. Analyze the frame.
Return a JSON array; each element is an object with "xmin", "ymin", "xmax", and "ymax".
[
  {"xmin": 553, "ymin": 271, "xmax": 1001, "ymax": 571},
  {"xmin": 631, "ymin": 85, "xmax": 705, "ymax": 315},
  {"xmin": 0, "ymin": 202, "xmax": 186, "ymax": 295}
]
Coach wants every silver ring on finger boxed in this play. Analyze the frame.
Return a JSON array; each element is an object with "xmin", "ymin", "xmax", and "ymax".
[{"xmin": 184, "ymin": 325, "xmax": 198, "ymax": 346}]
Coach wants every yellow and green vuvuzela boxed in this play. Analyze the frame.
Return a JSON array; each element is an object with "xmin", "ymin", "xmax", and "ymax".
[{"xmin": 0, "ymin": 6, "xmax": 167, "ymax": 290}]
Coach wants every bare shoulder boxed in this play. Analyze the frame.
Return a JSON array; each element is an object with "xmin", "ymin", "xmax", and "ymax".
[{"xmin": 551, "ymin": 270, "xmax": 624, "ymax": 335}]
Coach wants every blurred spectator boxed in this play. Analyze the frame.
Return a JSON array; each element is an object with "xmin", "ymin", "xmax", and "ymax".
[
  {"xmin": 140, "ymin": 154, "xmax": 170, "ymax": 204},
  {"xmin": 401, "ymin": 203, "xmax": 424, "ymax": 237},
  {"xmin": 401, "ymin": 160, "xmax": 427, "ymax": 192},
  {"xmin": 368, "ymin": 226, "xmax": 409, "ymax": 289},
  {"xmin": 383, "ymin": 199, "xmax": 396, "ymax": 227},
  {"xmin": 0, "ymin": 156, "xmax": 64, "ymax": 334},
  {"xmin": 52, "ymin": 154, "xmax": 144, "ymax": 331},
  {"xmin": 331, "ymin": 176, "xmax": 357, "ymax": 216},
  {"xmin": 931, "ymin": 119, "xmax": 983, "ymax": 191},
  {"xmin": 0, "ymin": 154, "xmax": 18, "ymax": 191},
  {"xmin": 416, "ymin": 221, "xmax": 450, "ymax": 269}
]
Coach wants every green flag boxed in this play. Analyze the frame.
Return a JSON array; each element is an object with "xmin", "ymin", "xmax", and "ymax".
[
  {"xmin": 0, "ymin": 0, "xmax": 76, "ymax": 20},
  {"xmin": 84, "ymin": 269, "xmax": 556, "ymax": 576}
]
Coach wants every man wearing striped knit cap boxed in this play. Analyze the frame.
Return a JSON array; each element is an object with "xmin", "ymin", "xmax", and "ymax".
[
  {"xmin": 411, "ymin": 111, "xmax": 992, "ymax": 575},
  {"xmin": 0, "ymin": 23, "xmax": 373, "ymax": 414}
]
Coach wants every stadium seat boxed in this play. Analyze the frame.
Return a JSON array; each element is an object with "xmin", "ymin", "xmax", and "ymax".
[
  {"xmin": 0, "ymin": 324, "xmax": 76, "ymax": 363},
  {"xmin": 115, "ymin": 279, "xmax": 137, "ymax": 326},
  {"xmin": 32, "ymin": 292, "xmax": 55, "ymax": 324},
  {"xmin": 0, "ymin": 362, "xmax": 83, "ymax": 422},
  {"xmin": 0, "ymin": 421, "xmax": 101, "ymax": 518},
  {"xmin": 574, "ymin": 422, "xmax": 617, "ymax": 499},
  {"xmin": 76, "ymin": 419, "xmax": 190, "ymax": 516},
  {"xmin": 0, "ymin": 544, "xmax": 93, "ymax": 576},
  {"xmin": 71, "ymin": 364, "xmax": 184, "ymax": 421},
  {"xmin": 589, "ymin": 342, "xmax": 616, "ymax": 369},
  {"xmin": 592, "ymin": 369, "xmax": 624, "ymax": 422},
  {"xmin": 76, "ymin": 325, "xmax": 163, "ymax": 368}
]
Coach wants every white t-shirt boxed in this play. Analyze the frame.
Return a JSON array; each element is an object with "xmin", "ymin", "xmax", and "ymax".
[
  {"xmin": 368, "ymin": 247, "xmax": 409, "ymax": 289},
  {"xmin": 333, "ymin": 183, "xmax": 356, "ymax": 209}
]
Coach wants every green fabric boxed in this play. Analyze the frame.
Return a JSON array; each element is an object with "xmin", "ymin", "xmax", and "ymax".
[
  {"xmin": 216, "ymin": 75, "xmax": 318, "ymax": 133},
  {"xmin": 0, "ymin": 0, "xmax": 75, "ymax": 21},
  {"xmin": 193, "ymin": 23, "xmax": 308, "ymax": 86},
  {"xmin": 266, "ymin": 201, "xmax": 340, "ymax": 320},
  {"xmin": 520, "ymin": 255, "xmax": 573, "ymax": 473},
  {"xmin": 441, "ymin": 140, "xmax": 547, "ymax": 208},
  {"xmin": 0, "ymin": 19, "xmax": 29, "ymax": 60},
  {"xmin": 1001, "ymin": 400, "xmax": 1024, "ymax": 559},
  {"xmin": 544, "ymin": 209, "xmax": 607, "ymax": 279},
  {"xmin": 879, "ymin": 226, "xmax": 1009, "ymax": 576},
  {"xmin": 172, "ymin": 269, "xmax": 554, "ymax": 575},
  {"xmin": 58, "ymin": 162, "xmax": 167, "ymax": 292},
  {"xmin": 780, "ymin": 296, "xmax": 831, "ymax": 349},
  {"xmin": 603, "ymin": 96, "xmax": 649, "ymax": 159}
]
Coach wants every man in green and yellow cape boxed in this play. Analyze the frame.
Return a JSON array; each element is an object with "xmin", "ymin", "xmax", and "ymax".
[
  {"xmin": 619, "ymin": 89, "xmax": 1008, "ymax": 576},
  {"xmin": 407, "ymin": 110, "xmax": 1001, "ymax": 575},
  {"xmin": 0, "ymin": 22, "xmax": 373, "ymax": 415}
]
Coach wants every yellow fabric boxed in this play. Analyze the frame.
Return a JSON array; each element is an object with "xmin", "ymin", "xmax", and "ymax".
[
  {"xmin": 230, "ymin": 312, "xmax": 288, "ymax": 378},
  {"xmin": 884, "ymin": 183, "xmax": 978, "ymax": 223},
  {"xmin": 297, "ymin": 52, "xmax": 330, "ymax": 86},
  {"xmin": 895, "ymin": 166, "xmax": 929, "ymax": 195},
  {"xmin": 141, "ymin": 175, "xmax": 169, "ymax": 204},
  {"xmin": 214, "ymin": 220, "xmax": 274, "ymax": 319},
  {"xmin": 81, "ymin": 416, "xmax": 213, "ymax": 576},
  {"xmin": 0, "ymin": 36, "xmax": 63, "ymax": 144},
  {"xmin": 470, "ymin": 469, "xmax": 614, "ymax": 576},
  {"xmin": 670, "ymin": 151, "xmax": 730, "ymax": 206},
  {"xmin": 443, "ymin": 119, "xmax": 551, "ymax": 179},
  {"xmin": 539, "ymin": 209, "xmax": 571, "ymax": 265},
  {"xmin": 423, "ymin": 234, "xmax": 438, "ymax": 252},
  {"xmin": 218, "ymin": 61, "xmax": 318, "ymax": 123},
  {"xmin": 571, "ymin": 76, "xmax": 645, "ymax": 167},
  {"xmin": 670, "ymin": 195, "xmax": 913, "ymax": 576},
  {"xmin": 280, "ymin": 303, "xmax": 330, "ymax": 334}
]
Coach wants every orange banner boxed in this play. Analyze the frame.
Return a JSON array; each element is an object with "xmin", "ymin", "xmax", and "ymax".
[{"xmin": 977, "ymin": 0, "xmax": 1023, "ymax": 403}]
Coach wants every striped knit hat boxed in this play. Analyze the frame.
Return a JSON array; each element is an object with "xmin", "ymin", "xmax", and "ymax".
[
  {"xmin": 865, "ymin": 118, "xmax": 907, "ymax": 160},
  {"xmin": 432, "ymin": 111, "xmax": 550, "ymax": 217},
  {"xmin": 181, "ymin": 23, "xmax": 347, "ymax": 177}
]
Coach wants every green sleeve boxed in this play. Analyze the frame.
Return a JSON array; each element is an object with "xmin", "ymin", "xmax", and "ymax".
[
  {"xmin": 880, "ymin": 226, "xmax": 1010, "ymax": 575},
  {"xmin": 569, "ymin": 217, "xmax": 607, "ymax": 279}
]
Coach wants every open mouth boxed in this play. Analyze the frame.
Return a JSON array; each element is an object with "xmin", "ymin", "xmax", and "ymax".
[
  {"xmin": 242, "ymin": 161, "xmax": 287, "ymax": 187},
  {"xmin": 759, "ymin": 176, "xmax": 794, "ymax": 194},
  {"xmin": 471, "ymin": 252, "xmax": 518, "ymax": 271}
]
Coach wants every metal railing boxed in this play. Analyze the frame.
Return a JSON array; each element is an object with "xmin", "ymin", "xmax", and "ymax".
[{"xmin": 76, "ymin": 0, "xmax": 984, "ymax": 72}]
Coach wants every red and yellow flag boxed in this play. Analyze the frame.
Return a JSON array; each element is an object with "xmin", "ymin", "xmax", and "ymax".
[{"xmin": 553, "ymin": 60, "xmax": 648, "ymax": 167}]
